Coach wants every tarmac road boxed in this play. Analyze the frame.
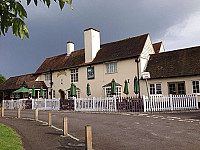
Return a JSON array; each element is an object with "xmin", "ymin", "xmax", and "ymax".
[{"xmin": 1, "ymin": 110, "xmax": 200, "ymax": 150}]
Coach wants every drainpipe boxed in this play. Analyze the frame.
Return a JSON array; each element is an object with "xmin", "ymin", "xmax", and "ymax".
[
  {"xmin": 50, "ymin": 69, "xmax": 53, "ymax": 99},
  {"xmin": 135, "ymin": 57, "xmax": 141, "ymax": 98}
]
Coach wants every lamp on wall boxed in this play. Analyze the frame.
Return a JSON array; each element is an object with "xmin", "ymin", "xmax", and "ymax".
[{"xmin": 127, "ymin": 79, "xmax": 130, "ymax": 83}]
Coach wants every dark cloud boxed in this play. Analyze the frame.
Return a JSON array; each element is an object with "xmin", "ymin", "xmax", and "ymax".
[{"xmin": 1, "ymin": 0, "xmax": 200, "ymax": 78}]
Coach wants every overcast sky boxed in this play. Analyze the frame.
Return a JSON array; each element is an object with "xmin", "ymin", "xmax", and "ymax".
[{"xmin": 1, "ymin": 0, "xmax": 200, "ymax": 78}]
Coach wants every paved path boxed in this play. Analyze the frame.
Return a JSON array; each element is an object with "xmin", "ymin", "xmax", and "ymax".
[
  {"xmin": 1, "ymin": 110, "xmax": 200, "ymax": 150},
  {"xmin": 0, "ymin": 115, "xmax": 84, "ymax": 150}
]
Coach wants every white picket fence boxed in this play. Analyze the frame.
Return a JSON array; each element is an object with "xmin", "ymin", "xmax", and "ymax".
[
  {"xmin": 143, "ymin": 94, "xmax": 199, "ymax": 112},
  {"xmin": 2, "ymin": 99, "xmax": 60, "ymax": 110},
  {"xmin": 74, "ymin": 97, "xmax": 117, "ymax": 112}
]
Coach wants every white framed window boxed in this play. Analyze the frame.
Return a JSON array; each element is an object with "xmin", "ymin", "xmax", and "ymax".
[
  {"xmin": 44, "ymin": 90, "xmax": 47, "ymax": 98},
  {"xmin": 53, "ymin": 90, "xmax": 56, "ymax": 98},
  {"xmin": 104, "ymin": 86, "xmax": 121, "ymax": 97},
  {"xmin": 106, "ymin": 62, "xmax": 117, "ymax": 73},
  {"xmin": 45, "ymin": 73, "xmax": 51, "ymax": 81},
  {"xmin": 15, "ymin": 93, "xmax": 20, "ymax": 98},
  {"xmin": 67, "ymin": 89, "xmax": 80, "ymax": 98},
  {"xmin": 71, "ymin": 68, "xmax": 78, "ymax": 82},
  {"xmin": 150, "ymin": 83, "xmax": 162, "ymax": 95},
  {"xmin": 10, "ymin": 92, "xmax": 14, "ymax": 98},
  {"xmin": 192, "ymin": 80, "xmax": 200, "ymax": 93}
]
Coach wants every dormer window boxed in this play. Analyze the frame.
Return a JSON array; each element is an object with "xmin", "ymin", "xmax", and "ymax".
[
  {"xmin": 45, "ymin": 73, "xmax": 51, "ymax": 81},
  {"xmin": 106, "ymin": 62, "xmax": 117, "ymax": 73}
]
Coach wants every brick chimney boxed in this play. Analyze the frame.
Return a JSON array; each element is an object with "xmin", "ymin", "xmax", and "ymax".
[
  {"xmin": 67, "ymin": 41, "xmax": 74, "ymax": 56},
  {"xmin": 84, "ymin": 28, "xmax": 100, "ymax": 63}
]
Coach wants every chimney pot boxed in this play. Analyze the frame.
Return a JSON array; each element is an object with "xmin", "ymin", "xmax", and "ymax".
[{"xmin": 67, "ymin": 41, "xmax": 74, "ymax": 56}]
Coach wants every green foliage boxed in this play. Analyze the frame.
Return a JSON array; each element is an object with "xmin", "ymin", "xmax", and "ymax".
[
  {"xmin": 0, "ymin": 0, "xmax": 73, "ymax": 40},
  {"xmin": 0, "ymin": 124, "xmax": 23, "ymax": 150},
  {"xmin": 0, "ymin": 74, "xmax": 6, "ymax": 84}
]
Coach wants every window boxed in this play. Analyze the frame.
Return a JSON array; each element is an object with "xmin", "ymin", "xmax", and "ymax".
[
  {"xmin": 168, "ymin": 82, "xmax": 185, "ymax": 95},
  {"xmin": 192, "ymin": 81, "xmax": 200, "ymax": 93},
  {"xmin": 104, "ymin": 86, "xmax": 121, "ymax": 97},
  {"xmin": 10, "ymin": 92, "xmax": 14, "ymax": 98},
  {"xmin": 45, "ymin": 73, "xmax": 51, "ymax": 81},
  {"xmin": 15, "ymin": 93, "xmax": 20, "ymax": 98},
  {"xmin": 106, "ymin": 62, "xmax": 117, "ymax": 73},
  {"xmin": 44, "ymin": 90, "xmax": 47, "ymax": 98},
  {"xmin": 149, "ymin": 83, "xmax": 162, "ymax": 95},
  {"xmin": 53, "ymin": 90, "xmax": 55, "ymax": 98},
  {"xmin": 71, "ymin": 68, "xmax": 78, "ymax": 82},
  {"xmin": 67, "ymin": 89, "xmax": 80, "ymax": 98}
]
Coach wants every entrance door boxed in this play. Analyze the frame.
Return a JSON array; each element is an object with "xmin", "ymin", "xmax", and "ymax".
[{"xmin": 59, "ymin": 90, "xmax": 65, "ymax": 100}]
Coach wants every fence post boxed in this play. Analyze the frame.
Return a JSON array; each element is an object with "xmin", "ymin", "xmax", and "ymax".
[
  {"xmin": 48, "ymin": 112, "xmax": 52, "ymax": 126},
  {"xmin": 32, "ymin": 99, "xmax": 34, "ymax": 110},
  {"xmin": 1, "ymin": 107, "xmax": 4, "ymax": 117},
  {"xmin": 85, "ymin": 125, "xmax": 92, "ymax": 150},
  {"xmin": 74, "ymin": 97, "xmax": 76, "ymax": 111},
  {"xmin": 45, "ymin": 99, "xmax": 47, "ymax": 110},
  {"xmin": 63, "ymin": 117, "xmax": 68, "ymax": 136},
  {"xmin": 170, "ymin": 94, "xmax": 173, "ymax": 111},
  {"xmin": 17, "ymin": 108, "xmax": 20, "ymax": 118},
  {"xmin": 114, "ymin": 96, "xmax": 117, "ymax": 112},
  {"xmin": 35, "ymin": 109, "xmax": 38, "ymax": 121},
  {"xmin": 143, "ymin": 95, "xmax": 146, "ymax": 112},
  {"xmin": 195, "ymin": 94, "xmax": 199, "ymax": 109}
]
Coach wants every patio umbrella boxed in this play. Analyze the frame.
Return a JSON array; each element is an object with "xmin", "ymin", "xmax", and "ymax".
[
  {"xmin": 134, "ymin": 76, "xmax": 139, "ymax": 94},
  {"xmin": 32, "ymin": 86, "xmax": 35, "ymax": 98},
  {"xmin": 87, "ymin": 83, "xmax": 91, "ymax": 96},
  {"xmin": 39, "ymin": 87, "xmax": 43, "ymax": 98},
  {"xmin": 13, "ymin": 87, "xmax": 31, "ymax": 93},
  {"xmin": 123, "ymin": 80, "xmax": 129, "ymax": 95},
  {"xmin": 70, "ymin": 83, "xmax": 77, "ymax": 97},
  {"xmin": 111, "ymin": 79, "xmax": 116, "ymax": 95}
]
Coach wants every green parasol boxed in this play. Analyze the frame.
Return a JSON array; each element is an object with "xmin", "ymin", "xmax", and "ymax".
[
  {"xmin": 134, "ymin": 76, "xmax": 139, "ymax": 94},
  {"xmin": 70, "ymin": 83, "xmax": 77, "ymax": 97},
  {"xmin": 32, "ymin": 86, "xmax": 35, "ymax": 98},
  {"xmin": 87, "ymin": 83, "xmax": 91, "ymax": 96},
  {"xmin": 39, "ymin": 87, "xmax": 43, "ymax": 97},
  {"xmin": 123, "ymin": 80, "xmax": 129, "ymax": 95},
  {"xmin": 111, "ymin": 79, "xmax": 116, "ymax": 95},
  {"xmin": 13, "ymin": 87, "xmax": 31, "ymax": 93}
]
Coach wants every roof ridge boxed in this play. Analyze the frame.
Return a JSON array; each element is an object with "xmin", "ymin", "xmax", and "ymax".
[
  {"xmin": 101, "ymin": 33, "xmax": 149, "ymax": 46},
  {"xmin": 9, "ymin": 73, "xmax": 35, "ymax": 78},
  {"xmin": 151, "ymin": 45, "xmax": 200, "ymax": 56}
]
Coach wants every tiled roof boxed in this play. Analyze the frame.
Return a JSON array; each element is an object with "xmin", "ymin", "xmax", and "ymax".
[
  {"xmin": 0, "ymin": 74, "xmax": 47, "ymax": 91},
  {"xmin": 35, "ymin": 34, "xmax": 148, "ymax": 74},
  {"xmin": 146, "ymin": 46, "xmax": 200, "ymax": 79},
  {"xmin": 153, "ymin": 42, "xmax": 162, "ymax": 54}
]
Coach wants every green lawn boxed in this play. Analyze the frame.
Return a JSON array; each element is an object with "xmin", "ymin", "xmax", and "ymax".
[{"xmin": 0, "ymin": 123, "xmax": 23, "ymax": 150}]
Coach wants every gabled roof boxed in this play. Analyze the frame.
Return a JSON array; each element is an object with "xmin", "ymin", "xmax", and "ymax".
[
  {"xmin": 146, "ymin": 46, "xmax": 200, "ymax": 79},
  {"xmin": 35, "ymin": 34, "xmax": 148, "ymax": 74},
  {"xmin": 153, "ymin": 42, "xmax": 162, "ymax": 54},
  {"xmin": 0, "ymin": 73, "xmax": 47, "ymax": 91}
]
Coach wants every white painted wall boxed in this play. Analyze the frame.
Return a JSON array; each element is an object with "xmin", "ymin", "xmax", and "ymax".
[
  {"xmin": 140, "ymin": 34, "xmax": 155, "ymax": 72},
  {"xmin": 159, "ymin": 43, "xmax": 165, "ymax": 53}
]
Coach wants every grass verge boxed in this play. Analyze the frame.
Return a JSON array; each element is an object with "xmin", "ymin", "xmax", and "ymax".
[{"xmin": 0, "ymin": 123, "xmax": 23, "ymax": 150}]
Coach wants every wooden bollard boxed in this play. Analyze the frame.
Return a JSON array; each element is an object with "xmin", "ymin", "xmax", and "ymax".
[
  {"xmin": 35, "ymin": 109, "xmax": 38, "ymax": 121},
  {"xmin": 85, "ymin": 125, "xmax": 92, "ymax": 150},
  {"xmin": 63, "ymin": 117, "xmax": 68, "ymax": 136},
  {"xmin": 17, "ymin": 108, "xmax": 20, "ymax": 118},
  {"xmin": 1, "ymin": 107, "xmax": 4, "ymax": 117},
  {"xmin": 48, "ymin": 112, "xmax": 52, "ymax": 126}
]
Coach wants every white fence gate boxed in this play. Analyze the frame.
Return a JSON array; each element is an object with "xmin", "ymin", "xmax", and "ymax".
[
  {"xmin": 74, "ymin": 97, "xmax": 117, "ymax": 112},
  {"xmin": 2, "ymin": 99, "xmax": 60, "ymax": 110},
  {"xmin": 143, "ymin": 94, "xmax": 198, "ymax": 112}
]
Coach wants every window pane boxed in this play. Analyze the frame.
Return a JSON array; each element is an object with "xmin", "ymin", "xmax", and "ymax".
[
  {"xmin": 156, "ymin": 84, "xmax": 162, "ymax": 94},
  {"xmin": 150, "ymin": 84, "xmax": 155, "ymax": 94},
  {"xmin": 178, "ymin": 83, "xmax": 185, "ymax": 94},
  {"xmin": 193, "ymin": 81, "xmax": 200, "ymax": 93},
  {"xmin": 169, "ymin": 83, "xmax": 176, "ymax": 94}
]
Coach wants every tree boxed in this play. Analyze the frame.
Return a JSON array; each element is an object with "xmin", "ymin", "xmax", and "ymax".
[
  {"xmin": 0, "ymin": 0, "xmax": 72, "ymax": 40},
  {"xmin": 0, "ymin": 73, "xmax": 6, "ymax": 84}
]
